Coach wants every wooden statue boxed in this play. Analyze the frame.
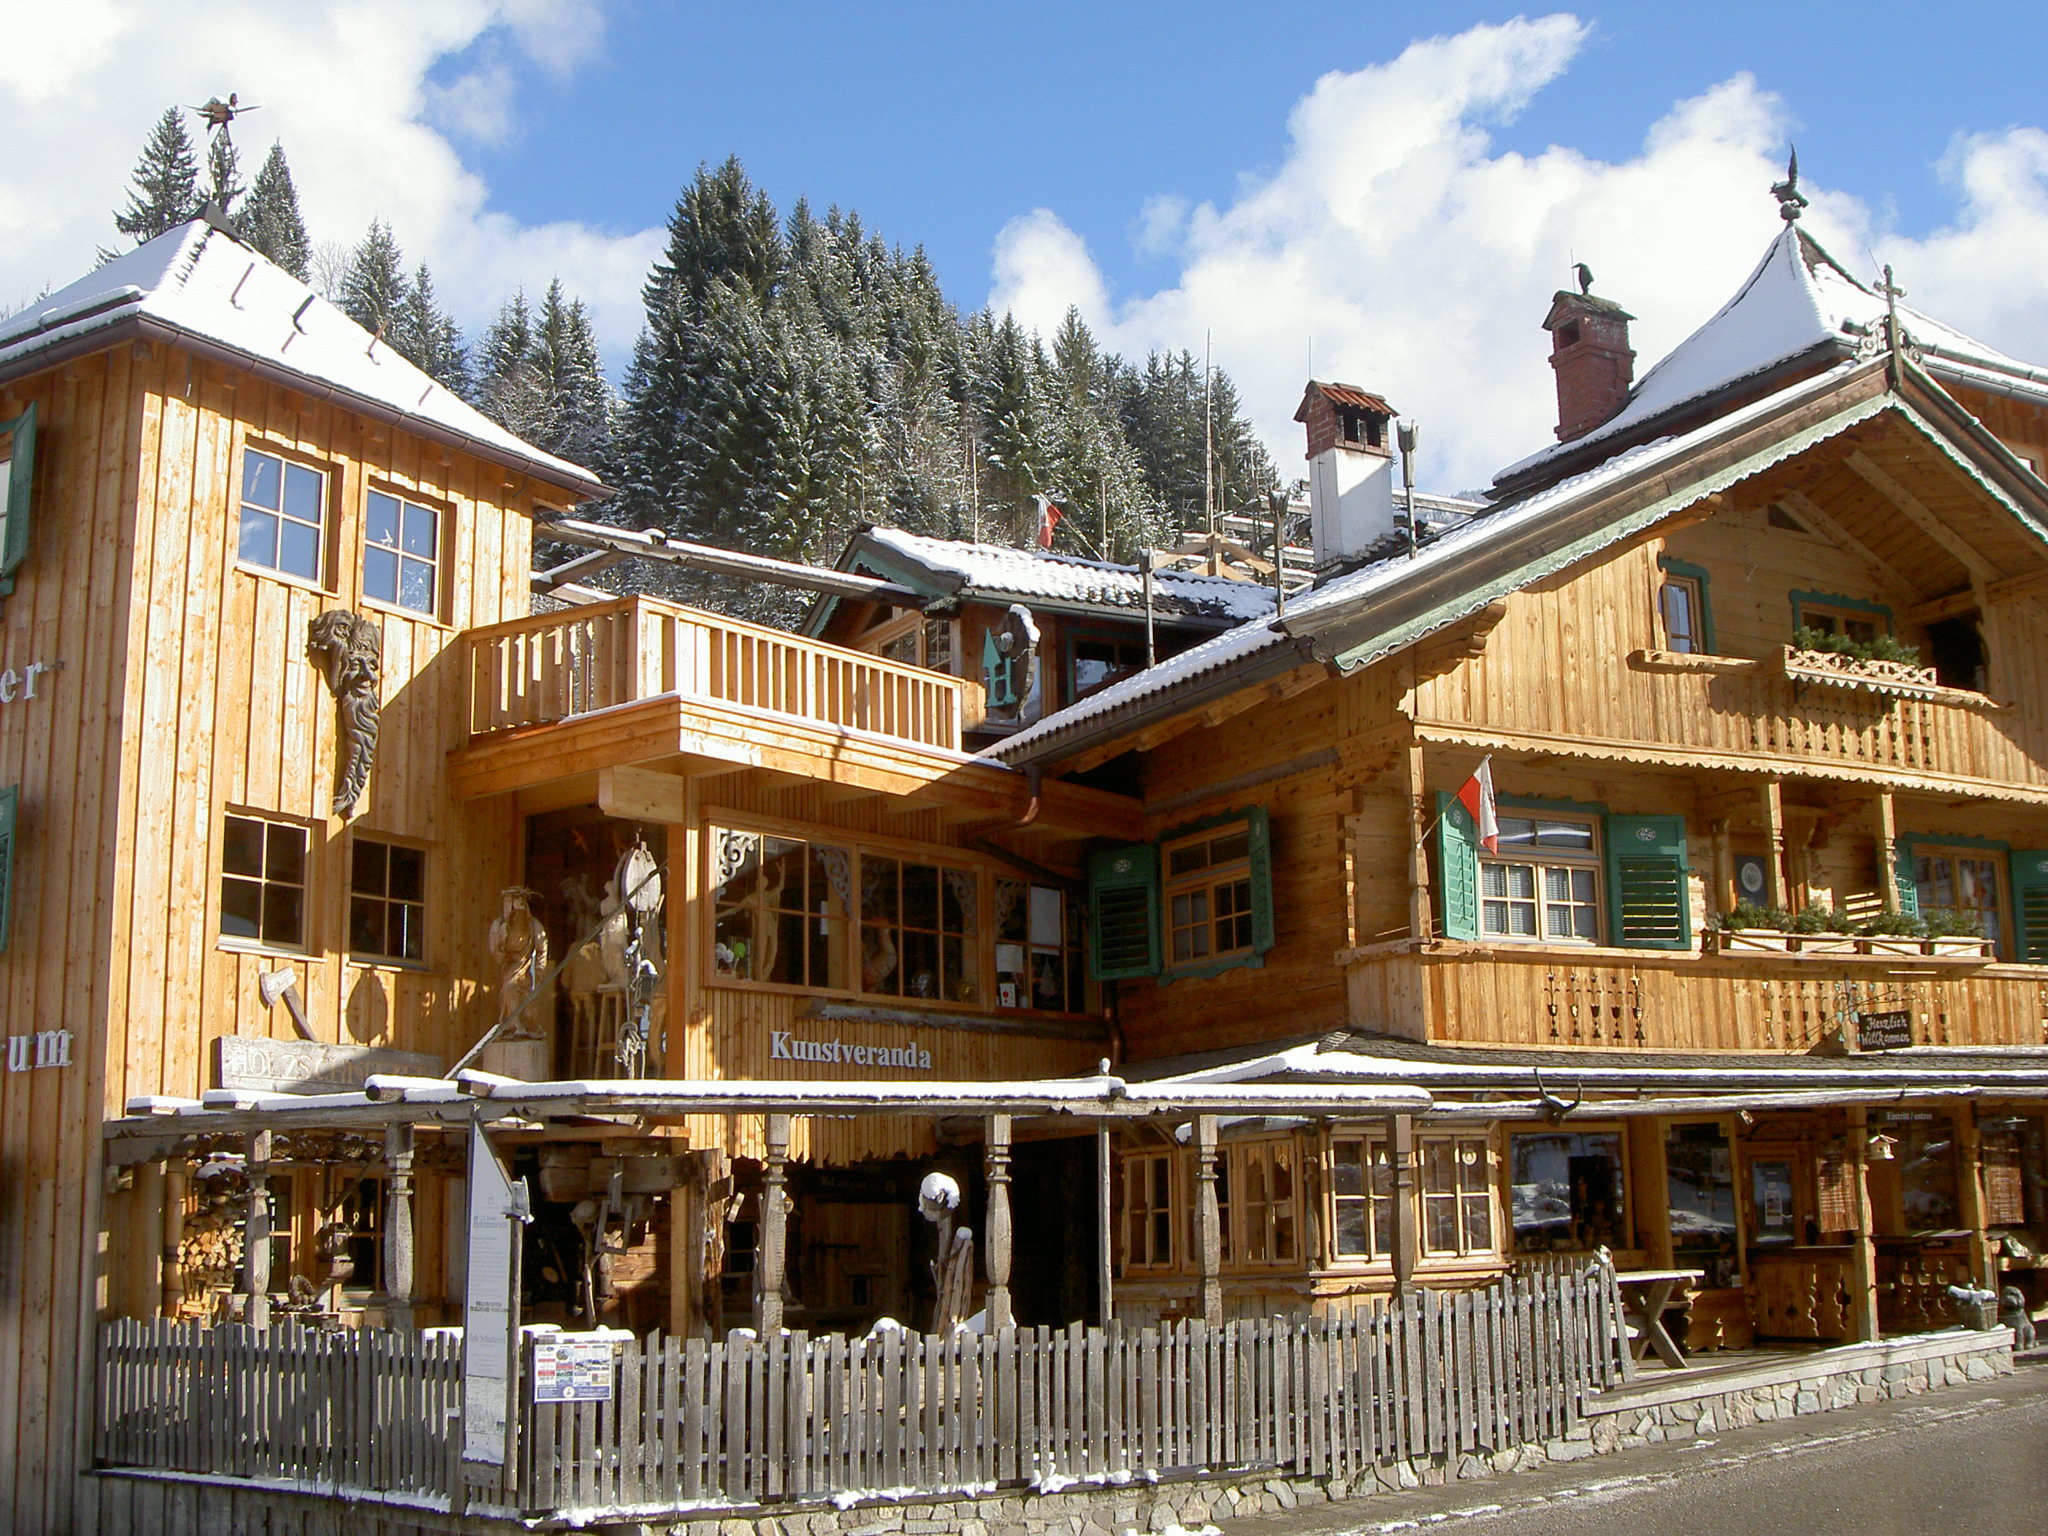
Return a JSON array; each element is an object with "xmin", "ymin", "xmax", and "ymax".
[
  {"xmin": 488, "ymin": 887, "xmax": 550, "ymax": 1038},
  {"xmin": 919, "ymin": 1171, "xmax": 975, "ymax": 1334},
  {"xmin": 306, "ymin": 610, "xmax": 382, "ymax": 818}
]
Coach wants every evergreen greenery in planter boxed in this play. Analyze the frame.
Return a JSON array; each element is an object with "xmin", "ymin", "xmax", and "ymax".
[
  {"xmin": 1790, "ymin": 626, "xmax": 1923, "ymax": 666},
  {"xmin": 1859, "ymin": 909, "xmax": 1928, "ymax": 939}
]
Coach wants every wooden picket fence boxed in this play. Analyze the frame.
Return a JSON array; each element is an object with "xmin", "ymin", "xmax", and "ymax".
[
  {"xmin": 97, "ymin": 1318, "xmax": 463, "ymax": 1501},
  {"xmin": 95, "ymin": 1264, "xmax": 1626, "ymax": 1518},
  {"xmin": 522, "ymin": 1263, "xmax": 1627, "ymax": 1514}
]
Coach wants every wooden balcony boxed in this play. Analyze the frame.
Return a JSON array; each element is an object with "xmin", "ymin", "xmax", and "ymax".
[
  {"xmin": 1345, "ymin": 940, "xmax": 2048, "ymax": 1052},
  {"xmin": 1418, "ymin": 647, "xmax": 2042, "ymax": 796},
  {"xmin": 466, "ymin": 596, "xmax": 982, "ymax": 753}
]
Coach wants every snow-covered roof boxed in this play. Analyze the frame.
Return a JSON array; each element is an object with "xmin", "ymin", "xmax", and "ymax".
[
  {"xmin": 858, "ymin": 527, "xmax": 1278, "ymax": 624},
  {"xmin": 1497, "ymin": 226, "xmax": 2034, "ymax": 489},
  {"xmin": 0, "ymin": 220, "xmax": 603, "ymax": 496},
  {"xmin": 988, "ymin": 358, "xmax": 1881, "ymax": 764}
]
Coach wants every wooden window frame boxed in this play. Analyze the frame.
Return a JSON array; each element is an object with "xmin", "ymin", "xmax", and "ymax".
[
  {"xmin": 1229, "ymin": 1139, "xmax": 1300, "ymax": 1269},
  {"xmin": 1505, "ymin": 1124, "xmax": 1629, "ymax": 1256},
  {"xmin": 1789, "ymin": 589, "xmax": 1893, "ymax": 644},
  {"xmin": 706, "ymin": 811, "xmax": 1046, "ymax": 1013},
  {"xmin": 347, "ymin": 834, "xmax": 427, "ymax": 966},
  {"xmin": 1417, "ymin": 1134, "xmax": 1496, "ymax": 1259},
  {"xmin": 235, "ymin": 441, "xmax": 334, "ymax": 591},
  {"xmin": 0, "ymin": 402, "xmax": 36, "ymax": 602},
  {"xmin": 993, "ymin": 877, "xmax": 1086, "ymax": 1012},
  {"xmin": 359, "ymin": 482, "xmax": 449, "ymax": 624},
  {"xmin": 219, "ymin": 809, "xmax": 314, "ymax": 956},
  {"xmin": 1479, "ymin": 809, "xmax": 1602, "ymax": 946},
  {"xmin": 1064, "ymin": 626, "xmax": 1148, "ymax": 705},
  {"xmin": 1163, "ymin": 820, "xmax": 1258, "ymax": 971},
  {"xmin": 1328, "ymin": 1133, "xmax": 1396, "ymax": 1264},
  {"xmin": 1902, "ymin": 839, "xmax": 2010, "ymax": 956},
  {"xmin": 1655, "ymin": 556, "xmax": 1714, "ymax": 654},
  {"xmin": 1121, "ymin": 1150, "xmax": 1176, "ymax": 1273}
]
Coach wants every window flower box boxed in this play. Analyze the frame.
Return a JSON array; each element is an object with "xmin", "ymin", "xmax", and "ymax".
[{"xmin": 1780, "ymin": 645, "xmax": 1942, "ymax": 701}]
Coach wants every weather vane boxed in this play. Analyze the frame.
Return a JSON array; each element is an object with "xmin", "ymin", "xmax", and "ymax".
[
  {"xmin": 1771, "ymin": 147, "xmax": 1808, "ymax": 224},
  {"xmin": 191, "ymin": 93, "xmax": 260, "ymax": 139}
]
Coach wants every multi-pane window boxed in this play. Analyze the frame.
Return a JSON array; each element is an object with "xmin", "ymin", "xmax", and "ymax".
[
  {"xmin": 1235, "ymin": 1141, "xmax": 1298, "ymax": 1265},
  {"xmin": 712, "ymin": 831, "xmax": 854, "ymax": 991},
  {"xmin": 710, "ymin": 828, "xmax": 976, "ymax": 1003},
  {"xmin": 995, "ymin": 879, "xmax": 1084, "ymax": 1010},
  {"xmin": 1799, "ymin": 603, "xmax": 1885, "ymax": 645},
  {"xmin": 1913, "ymin": 849, "xmax": 2003, "ymax": 951},
  {"xmin": 1331, "ymin": 1137, "xmax": 1396, "ymax": 1258},
  {"xmin": 221, "ymin": 812, "xmax": 308, "ymax": 949},
  {"xmin": 1123, "ymin": 1153, "xmax": 1174, "ymax": 1270},
  {"xmin": 362, "ymin": 489, "xmax": 440, "ymax": 616},
  {"xmin": 1509, "ymin": 1131, "xmax": 1625, "ymax": 1253},
  {"xmin": 1660, "ymin": 575, "xmax": 1703, "ymax": 653},
  {"xmin": 349, "ymin": 838, "xmax": 424, "ymax": 962},
  {"xmin": 238, "ymin": 448, "xmax": 326, "ymax": 582},
  {"xmin": 1481, "ymin": 814, "xmax": 1599, "ymax": 943},
  {"xmin": 1070, "ymin": 634, "xmax": 1147, "ymax": 699},
  {"xmin": 1419, "ymin": 1136, "xmax": 1494, "ymax": 1257},
  {"xmin": 1165, "ymin": 822, "xmax": 1255, "ymax": 965}
]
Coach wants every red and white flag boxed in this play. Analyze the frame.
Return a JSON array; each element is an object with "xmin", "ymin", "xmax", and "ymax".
[
  {"xmin": 1034, "ymin": 495, "xmax": 1063, "ymax": 549},
  {"xmin": 1455, "ymin": 756, "xmax": 1499, "ymax": 853}
]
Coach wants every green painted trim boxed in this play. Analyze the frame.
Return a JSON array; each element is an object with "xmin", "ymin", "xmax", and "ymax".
[
  {"xmin": 1790, "ymin": 589, "xmax": 1893, "ymax": 634},
  {"xmin": 1896, "ymin": 832, "xmax": 2010, "ymax": 854},
  {"xmin": 1159, "ymin": 803, "xmax": 1263, "ymax": 847},
  {"xmin": 1162, "ymin": 950, "xmax": 1266, "ymax": 985},
  {"xmin": 1657, "ymin": 555, "xmax": 1716, "ymax": 653},
  {"xmin": 1328, "ymin": 393, "xmax": 1895, "ymax": 674},
  {"xmin": 1889, "ymin": 389, "xmax": 2048, "ymax": 546}
]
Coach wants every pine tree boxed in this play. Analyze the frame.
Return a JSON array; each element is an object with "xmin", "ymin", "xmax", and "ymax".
[
  {"xmin": 113, "ymin": 108, "xmax": 202, "ymax": 244},
  {"xmin": 242, "ymin": 145, "xmax": 311, "ymax": 280},
  {"xmin": 394, "ymin": 263, "xmax": 469, "ymax": 396},
  {"xmin": 475, "ymin": 289, "xmax": 547, "ymax": 439},
  {"xmin": 340, "ymin": 222, "xmax": 408, "ymax": 341},
  {"xmin": 204, "ymin": 133, "xmax": 243, "ymax": 218},
  {"xmin": 530, "ymin": 280, "xmax": 614, "ymax": 466}
]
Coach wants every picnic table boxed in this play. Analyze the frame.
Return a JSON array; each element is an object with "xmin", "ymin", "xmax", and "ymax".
[{"xmin": 1614, "ymin": 1267, "xmax": 1705, "ymax": 1370}]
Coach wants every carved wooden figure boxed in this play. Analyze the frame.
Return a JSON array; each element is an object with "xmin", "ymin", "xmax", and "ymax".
[{"xmin": 305, "ymin": 610, "xmax": 382, "ymax": 818}]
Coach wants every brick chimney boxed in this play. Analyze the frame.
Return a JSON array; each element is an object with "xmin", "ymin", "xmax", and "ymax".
[
  {"xmin": 1294, "ymin": 381, "xmax": 1398, "ymax": 571},
  {"xmin": 1544, "ymin": 288, "xmax": 1635, "ymax": 442}
]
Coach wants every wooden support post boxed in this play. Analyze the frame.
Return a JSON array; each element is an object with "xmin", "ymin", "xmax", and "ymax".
[
  {"xmin": 669, "ymin": 1173, "xmax": 698, "ymax": 1338},
  {"xmin": 984, "ymin": 1114, "xmax": 1014, "ymax": 1330},
  {"xmin": 1711, "ymin": 818, "xmax": 1733, "ymax": 919},
  {"xmin": 1195, "ymin": 1114, "xmax": 1224, "ymax": 1327},
  {"xmin": 1096, "ymin": 1123, "xmax": 1115, "ymax": 1325},
  {"xmin": 383, "ymin": 1124, "xmax": 417, "ymax": 1329},
  {"xmin": 1635, "ymin": 1120, "xmax": 1676, "ymax": 1269},
  {"xmin": 1876, "ymin": 791, "xmax": 1901, "ymax": 913},
  {"xmin": 129, "ymin": 1159, "xmax": 164, "ymax": 1319},
  {"xmin": 1846, "ymin": 1107, "xmax": 1882, "ymax": 1343},
  {"xmin": 245, "ymin": 1131, "xmax": 273, "ymax": 1329},
  {"xmin": 757, "ymin": 1113, "xmax": 790, "ymax": 1337},
  {"xmin": 1955, "ymin": 1103, "xmax": 1993, "ymax": 1289},
  {"xmin": 161, "ymin": 1157, "xmax": 186, "ymax": 1318},
  {"xmin": 1405, "ymin": 744, "xmax": 1433, "ymax": 942},
  {"xmin": 1762, "ymin": 780, "xmax": 1790, "ymax": 909},
  {"xmin": 1388, "ymin": 1114, "xmax": 1417, "ymax": 1295}
]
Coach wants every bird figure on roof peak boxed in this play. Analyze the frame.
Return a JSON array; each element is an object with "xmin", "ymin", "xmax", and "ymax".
[
  {"xmin": 1573, "ymin": 262, "xmax": 1594, "ymax": 296},
  {"xmin": 1772, "ymin": 146, "xmax": 1808, "ymax": 223}
]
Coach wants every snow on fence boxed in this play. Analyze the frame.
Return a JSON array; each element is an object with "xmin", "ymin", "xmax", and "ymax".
[
  {"xmin": 97, "ymin": 1318, "xmax": 463, "ymax": 1500},
  {"xmin": 522, "ymin": 1263, "xmax": 1626, "ymax": 1515},
  {"xmin": 94, "ymin": 1264, "xmax": 1626, "ymax": 1519}
]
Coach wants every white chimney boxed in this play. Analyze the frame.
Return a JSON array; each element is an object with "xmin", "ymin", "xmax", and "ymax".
[{"xmin": 1295, "ymin": 381, "xmax": 1399, "ymax": 571}]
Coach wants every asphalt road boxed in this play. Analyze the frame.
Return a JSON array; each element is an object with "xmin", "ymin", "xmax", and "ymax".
[{"xmin": 1227, "ymin": 1359, "xmax": 2048, "ymax": 1536}]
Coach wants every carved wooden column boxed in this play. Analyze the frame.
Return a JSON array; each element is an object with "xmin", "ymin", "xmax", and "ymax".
[
  {"xmin": 756, "ymin": 1113, "xmax": 790, "ymax": 1336},
  {"xmin": 983, "ymin": 1114, "xmax": 1014, "ymax": 1330},
  {"xmin": 1876, "ymin": 791, "xmax": 1901, "ymax": 912},
  {"xmin": 245, "ymin": 1130, "xmax": 273, "ymax": 1329},
  {"xmin": 383, "ymin": 1124, "xmax": 417, "ymax": 1329},
  {"xmin": 1195, "ymin": 1114, "xmax": 1224, "ymax": 1327},
  {"xmin": 1096, "ymin": 1123, "xmax": 1115, "ymax": 1325},
  {"xmin": 1954, "ymin": 1103, "xmax": 1992, "ymax": 1290},
  {"xmin": 1387, "ymin": 1114, "xmax": 1417, "ymax": 1295},
  {"xmin": 1846, "ymin": 1107, "xmax": 1881, "ymax": 1342},
  {"xmin": 161, "ymin": 1156, "xmax": 187, "ymax": 1318},
  {"xmin": 1762, "ymin": 780, "xmax": 1790, "ymax": 909}
]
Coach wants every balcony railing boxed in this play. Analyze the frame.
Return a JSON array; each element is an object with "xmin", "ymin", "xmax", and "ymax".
[
  {"xmin": 1345, "ymin": 941, "xmax": 2047, "ymax": 1053},
  {"xmin": 467, "ymin": 596, "xmax": 982, "ymax": 753}
]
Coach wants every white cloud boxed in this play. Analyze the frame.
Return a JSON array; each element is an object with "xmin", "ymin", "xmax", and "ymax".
[
  {"xmin": 988, "ymin": 14, "xmax": 2048, "ymax": 495},
  {"xmin": 0, "ymin": 0, "xmax": 659, "ymax": 366}
]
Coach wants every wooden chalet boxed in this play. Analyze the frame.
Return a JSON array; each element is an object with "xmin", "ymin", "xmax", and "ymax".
[
  {"xmin": 3, "ymin": 187, "xmax": 2045, "ymax": 1535},
  {"xmin": 990, "ymin": 213, "xmax": 2048, "ymax": 1347}
]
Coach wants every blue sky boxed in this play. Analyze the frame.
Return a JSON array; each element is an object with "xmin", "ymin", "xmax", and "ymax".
[
  {"xmin": 454, "ymin": 1, "xmax": 2048, "ymax": 305},
  {"xmin": 6, "ymin": 2, "xmax": 2048, "ymax": 486}
]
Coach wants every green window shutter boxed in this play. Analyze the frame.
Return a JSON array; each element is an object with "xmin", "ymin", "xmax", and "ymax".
[
  {"xmin": 981, "ymin": 629, "xmax": 1016, "ymax": 708},
  {"xmin": 2010, "ymin": 850, "xmax": 2048, "ymax": 962},
  {"xmin": 1435, "ymin": 792, "xmax": 1480, "ymax": 941},
  {"xmin": 0, "ymin": 402, "xmax": 35, "ymax": 593},
  {"xmin": 1089, "ymin": 843, "xmax": 1160, "ymax": 980},
  {"xmin": 1893, "ymin": 837, "xmax": 1920, "ymax": 919},
  {"xmin": 1246, "ymin": 804, "xmax": 1275, "ymax": 956},
  {"xmin": 0, "ymin": 785, "xmax": 16, "ymax": 953},
  {"xmin": 1607, "ymin": 815, "xmax": 1692, "ymax": 950}
]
